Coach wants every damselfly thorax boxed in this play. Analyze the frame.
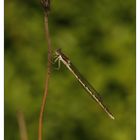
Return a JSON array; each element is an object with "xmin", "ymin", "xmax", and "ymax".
[{"xmin": 54, "ymin": 49, "xmax": 115, "ymax": 120}]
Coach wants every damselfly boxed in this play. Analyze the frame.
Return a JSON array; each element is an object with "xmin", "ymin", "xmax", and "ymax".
[{"xmin": 54, "ymin": 49, "xmax": 115, "ymax": 120}]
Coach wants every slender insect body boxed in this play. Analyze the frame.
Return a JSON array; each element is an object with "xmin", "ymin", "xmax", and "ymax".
[
  {"xmin": 68, "ymin": 67, "xmax": 113, "ymax": 119},
  {"xmin": 55, "ymin": 49, "xmax": 115, "ymax": 120}
]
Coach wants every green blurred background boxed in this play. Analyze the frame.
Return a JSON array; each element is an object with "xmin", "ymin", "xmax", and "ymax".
[{"xmin": 5, "ymin": 0, "xmax": 136, "ymax": 140}]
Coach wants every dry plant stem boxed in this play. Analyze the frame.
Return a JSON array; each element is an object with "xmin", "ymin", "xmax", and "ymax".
[
  {"xmin": 38, "ymin": 13, "xmax": 52, "ymax": 140},
  {"xmin": 17, "ymin": 111, "xmax": 28, "ymax": 140}
]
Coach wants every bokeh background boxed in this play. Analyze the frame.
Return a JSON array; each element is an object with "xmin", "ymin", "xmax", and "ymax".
[{"xmin": 5, "ymin": 0, "xmax": 136, "ymax": 140}]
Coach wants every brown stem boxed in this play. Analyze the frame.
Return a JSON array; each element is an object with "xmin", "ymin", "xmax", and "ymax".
[
  {"xmin": 17, "ymin": 111, "xmax": 28, "ymax": 140},
  {"xmin": 38, "ymin": 1, "xmax": 52, "ymax": 140}
]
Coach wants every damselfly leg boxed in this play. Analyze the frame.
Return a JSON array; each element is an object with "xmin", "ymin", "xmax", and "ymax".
[{"xmin": 53, "ymin": 53, "xmax": 61, "ymax": 70}]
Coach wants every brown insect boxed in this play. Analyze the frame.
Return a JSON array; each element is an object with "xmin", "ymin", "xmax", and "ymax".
[{"xmin": 55, "ymin": 49, "xmax": 115, "ymax": 120}]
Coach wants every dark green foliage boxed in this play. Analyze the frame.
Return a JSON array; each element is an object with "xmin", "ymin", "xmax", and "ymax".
[{"xmin": 5, "ymin": 0, "xmax": 135, "ymax": 139}]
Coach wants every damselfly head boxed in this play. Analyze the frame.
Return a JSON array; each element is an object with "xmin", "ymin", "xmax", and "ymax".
[{"xmin": 55, "ymin": 49, "xmax": 62, "ymax": 56}]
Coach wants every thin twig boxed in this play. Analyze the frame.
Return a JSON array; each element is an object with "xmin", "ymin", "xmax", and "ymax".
[
  {"xmin": 38, "ymin": 1, "xmax": 52, "ymax": 140},
  {"xmin": 17, "ymin": 110, "xmax": 28, "ymax": 140}
]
